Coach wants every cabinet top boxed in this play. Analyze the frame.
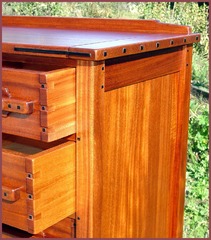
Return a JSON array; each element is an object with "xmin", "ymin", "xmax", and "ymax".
[{"xmin": 2, "ymin": 16, "xmax": 200, "ymax": 60}]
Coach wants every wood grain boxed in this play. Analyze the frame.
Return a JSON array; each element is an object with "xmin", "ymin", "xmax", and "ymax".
[
  {"xmin": 2, "ymin": 217, "xmax": 75, "ymax": 238},
  {"xmin": 2, "ymin": 16, "xmax": 195, "ymax": 238},
  {"xmin": 168, "ymin": 44, "xmax": 193, "ymax": 237},
  {"xmin": 32, "ymin": 217, "xmax": 75, "ymax": 238},
  {"xmin": 2, "ymin": 136, "xmax": 76, "ymax": 234},
  {"xmin": 2, "ymin": 16, "xmax": 192, "ymax": 34},
  {"xmin": 105, "ymin": 47, "xmax": 183, "ymax": 91},
  {"xmin": 2, "ymin": 53, "xmax": 77, "ymax": 68},
  {"xmin": 2, "ymin": 65, "xmax": 76, "ymax": 141},
  {"xmin": 76, "ymin": 60, "xmax": 105, "ymax": 238},
  {"xmin": 98, "ymin": 73, "xmax": 180, "ymax": 237},
  {"xmin": 76, "ymin": 45, "xmax": 191, "ymax": 238},
  {"xmin": 2, "ymin": 146, "xmax": 29, "ymax": 231},
  {"xmin": 2, "ymin": 17, "xmax": 200, "ymax": 60},
  {"xmin": 2, "ymin": 224, "xmax": 32, "ymax": 238}
]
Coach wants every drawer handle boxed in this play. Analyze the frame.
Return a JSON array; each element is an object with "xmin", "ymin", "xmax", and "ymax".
[
  {"xmin": 2, "ymin": 87, "xmax": 11, "ymax": 98},
  {"xmin": 2, "ymin": 97, "xmax": 34, "ymax": 115},
  {"xmin": 2, "ymin": 87, "xmax": 34, "ymax": 115},
  {"xmin": 2, "ymin": 186, "xmax": 21, "ymax": 202}
]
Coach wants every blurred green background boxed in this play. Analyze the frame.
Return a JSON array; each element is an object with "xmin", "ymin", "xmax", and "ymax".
[{"xmin": 2, "ymin": 2, "xmax": 209, "ymax": 238}]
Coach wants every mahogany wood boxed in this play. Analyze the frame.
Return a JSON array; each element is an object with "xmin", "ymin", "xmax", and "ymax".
[
  {"xmin": 2, "ymin": 53, "xmax": 77, "ymax": 68},
  {"xmin": 2, "ymin": 97, "xmax": 34, "ymax": 114},
  {"xmin": 2, "ymin": 16, "xmax": 200, "ymax": 60},
  {"xmin": 2, "ymin": 217, "xmax": 75, "ymax": 238},
  {"xmin": 2, "ymin": 65, "xmax": 75, "ymax": 142},
  {"xmin": 2, "ymin": 185, "xmax": 21, "ymax": 202},
  {"xmin": 3, "ymin": 16, "xmax": 192, "ymax": 34},
  {"xmin": 2, "ymin": 224, "xmax": 32, "ymax": 238},
  {"xmin": 2, "ymin": 16, "xmax": 198, "ymax": 238},
  {"xmin": 76, "ymin": 60, "xmax": 105, "ymax": 238},
  {"xmin": 76, "ymin": 46, "xmax": 192, "ymax": 238},
  {"xmin": 105, "ymin": 46, "xmax": 183, "ymax": 91},
  {"xmin": 2, "ymin": 135, "xmax": 75, "ymax": 234},
  {"xmin": 170, "ymin": 44, "xmax": 193, "ymax": 237},
  {"xmin": 32, "ymin": 218, "xmax": 75, "ymax": 238}
]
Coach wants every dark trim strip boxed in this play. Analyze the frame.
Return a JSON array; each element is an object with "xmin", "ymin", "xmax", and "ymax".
[{"xmin": 14, "ymin": 47, "xmax": 91, "ymax": 57}]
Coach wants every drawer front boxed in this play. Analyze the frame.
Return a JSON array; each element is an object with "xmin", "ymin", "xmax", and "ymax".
[
  {"xmin": 2, "ymin": 65, "xmax": 76, "ymax": 142},
  {"xmin": 32, "ymin": 217, "xmax": 75, "ymax": 238},
  {"xmin": 2, "ymin": 217, "xmax": 75, "ymax": 238},
  {"xmin": 2, "ymin": 137, "xmax": 75, "ymax": 234},
  {"xmin": 2, "ymin": 217, "xmax": 75, "ymax": 239}
]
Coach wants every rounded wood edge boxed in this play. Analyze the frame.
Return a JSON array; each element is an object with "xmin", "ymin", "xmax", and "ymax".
[
  {"xmin": 2, "ymin": 34, "xmax": 200, "ymax": 61},
  {"xmin": 95, "ymin": 34, "xmax": 200, "ymax": 60}
]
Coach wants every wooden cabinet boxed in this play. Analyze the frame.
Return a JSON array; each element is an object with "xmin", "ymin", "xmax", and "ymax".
[{"xmin": 2, "ymin": 16, "xmax": 200, "ymax": 238}]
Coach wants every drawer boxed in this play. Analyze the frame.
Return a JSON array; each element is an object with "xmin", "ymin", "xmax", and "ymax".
[
  {"xmin": 2, "ymin": 62, "xmax": 75, "ymax": 142},
  {"xmin": 2, "ymin": 224, "xmax": 32, "ymax": 238},
  {"xmin": 2, "ymin": 134, "xmax": 75, "ymax": 234},
  {"xmin": 32, "ymin": 217, "xmax": 75, "ymax": 238},
  {"xmin": 2, "ymin": 217, "xmax": 75, "ymax": 238}
]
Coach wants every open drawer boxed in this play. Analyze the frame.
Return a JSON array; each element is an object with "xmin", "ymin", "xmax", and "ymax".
[
  {"xmin": 2, "ymin": 61, "xmax": 75, "ymax": 142},
  {"xmin": 2, "ymin": 134, "xmax": 75, "ymax": 234}
]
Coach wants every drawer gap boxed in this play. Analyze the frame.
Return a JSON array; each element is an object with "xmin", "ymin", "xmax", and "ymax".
[{"xmin": 2, "ymin": 133, "xmax": 74, "ymax": 151}]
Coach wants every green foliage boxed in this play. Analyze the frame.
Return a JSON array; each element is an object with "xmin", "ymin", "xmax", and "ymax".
[
  {"xmin": 136, "ymin": 2, "xmax": 209, "ymax": 89},
  {"xmin": 62, "ymin": 2, "xmax": 131, "ymax": 18},
  {"xmin": 192, "ymin": 53, "xmax": 209, "ymax": 88},
  {"xmin": 137, "ymin": 2, "xmax": 209, "ymax": 58},
  {"xmin": 184, "ymin": 97, "xmax": 209, "ymax": 238},
  {"xmin": 2, "ymin": 2, "xmax": 209, "ymax": 238},
  {"xmin": 2, "ymin": 2, "xmax": 64, "ymax": 16}
]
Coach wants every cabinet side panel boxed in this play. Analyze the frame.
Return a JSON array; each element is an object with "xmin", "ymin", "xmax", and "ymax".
[
  {"xmin": 99, "ymin": 73, "xmax": 180, "ymax": 237},
  {"xmin": 76, "ymin": 47, "xmax": 191, "ymax": 238}
]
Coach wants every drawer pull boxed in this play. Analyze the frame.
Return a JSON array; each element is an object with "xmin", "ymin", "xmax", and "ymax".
[
  {"xmin": 2, "ymin": 110, "xmax": 10, "ymax": 118},
  {"xmin": 2, "ymin": 97, "xmax": 34, "ymax": 115},
  {"xmin": 2, "ymin": 186, "xmax": 21, "ymax": 202},
  {"xmin": 2, "ymin": 87, "xmax": 11, "ymax": 98}
]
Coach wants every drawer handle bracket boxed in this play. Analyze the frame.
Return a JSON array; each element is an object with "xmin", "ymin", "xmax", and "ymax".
[
  {"xmin": 2, "ymin": 97, "xmax": 34, "ymax": 115},
  {"xmin": 2, "ymin": 186, "xmax": 21, "ymax": 202}
]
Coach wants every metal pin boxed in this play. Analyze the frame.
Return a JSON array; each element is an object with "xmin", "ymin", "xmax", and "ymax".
[
  {"xmin": 27, "ymin": 173, "xmax": 33, "ymax": 178},
  {"xmin": 28, "ymin": 194, "xmax": 33, "ymax": 199},
  {"xmin": 122, "ymin": 48, "xmax": 127, "ymax": 53}
]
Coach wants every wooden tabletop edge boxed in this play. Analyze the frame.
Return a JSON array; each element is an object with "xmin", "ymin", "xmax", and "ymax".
[{"xmin": 2, "ymin": 16, "xmax": 193, "ymax": 34}]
